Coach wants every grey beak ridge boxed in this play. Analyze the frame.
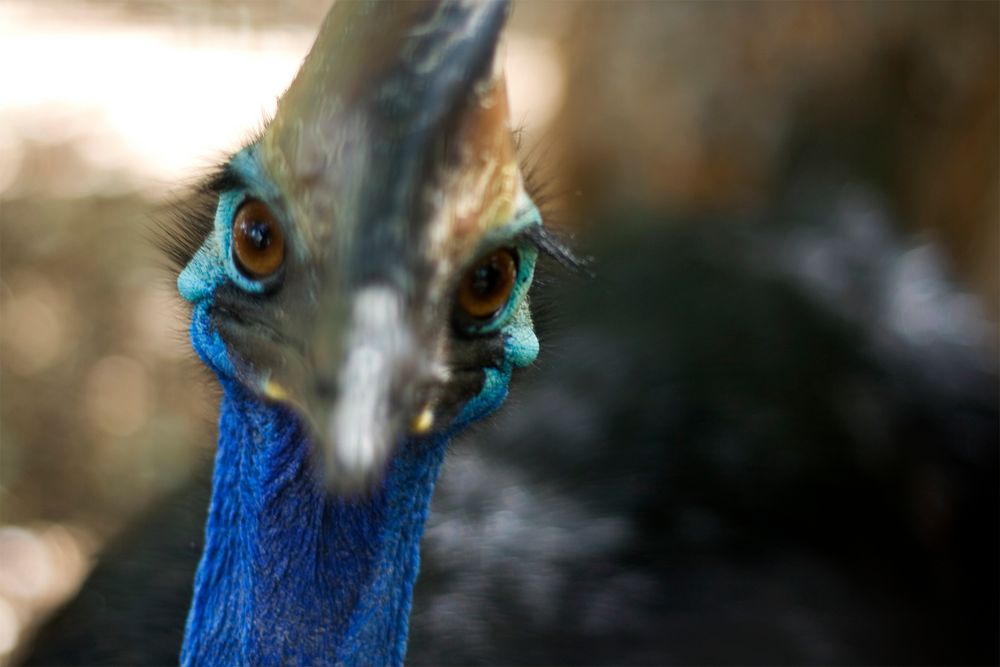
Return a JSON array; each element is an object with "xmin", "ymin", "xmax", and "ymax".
[{"xmin": 320, "ymin": 286, "xmax": 416, "ymax": 493}]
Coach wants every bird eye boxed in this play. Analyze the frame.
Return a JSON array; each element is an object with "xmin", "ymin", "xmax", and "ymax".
[
  {"xmin": 457, "ymin": 248, "xmax": 518, "ymax": 321},
  {"xmin": 232, "ymin": 199, "xmax": 285, "ymax": 279}
]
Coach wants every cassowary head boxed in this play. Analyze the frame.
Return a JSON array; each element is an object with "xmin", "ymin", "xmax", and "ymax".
[{"xmin": 167, "ymin": 0, "xmax": 566, "ymax": 491}]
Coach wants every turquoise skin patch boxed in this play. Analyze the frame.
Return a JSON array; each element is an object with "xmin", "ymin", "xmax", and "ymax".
[
  {"xmin": 178, "ymin": 147, "xmax": 284, "ymax": 303},
  {"xmin": 452, "ymin": 204, "xmax": 542, "ymax": 428},
  {"xmin": 451, "ymin": 304, "xmax": 538, "ymax": 429}
]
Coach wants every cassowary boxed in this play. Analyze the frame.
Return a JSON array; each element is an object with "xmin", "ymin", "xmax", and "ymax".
[
  {"xmin": 33, "ymin": 1, "xmax": 565, "ymax": 665},
  {"xmin": 170, "ymin": 1, "xmax": 562, "ymax": 664},
  {"xmin": 22, "ymin": 1, "xmax": 999, "ymax": 666}
]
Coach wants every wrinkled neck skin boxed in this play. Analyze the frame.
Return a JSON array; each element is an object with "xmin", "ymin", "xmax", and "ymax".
[{"xmin": 180, "ymin": 313, "xmax": 450, "ymax": 666}]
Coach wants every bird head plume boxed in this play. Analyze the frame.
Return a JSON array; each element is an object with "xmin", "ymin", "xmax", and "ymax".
[{"xmin": 161, "ymin": 0, "xmax": 573, "ymax": 492}]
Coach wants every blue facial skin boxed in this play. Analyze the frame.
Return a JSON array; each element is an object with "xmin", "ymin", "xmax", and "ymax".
[{"xmin": 178, "ymin": 147, "xmax": 540, "ymax": 666}]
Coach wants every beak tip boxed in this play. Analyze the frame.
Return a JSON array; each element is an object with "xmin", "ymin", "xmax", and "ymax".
[{"xmin": 324, "ymin": 423, "xmax": 372, "ymax": 486}]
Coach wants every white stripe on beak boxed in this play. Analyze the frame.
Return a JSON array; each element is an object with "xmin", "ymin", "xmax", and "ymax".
[{"xmin": 325, "ymin": 286, "xmax": 415, "ymax": 489}]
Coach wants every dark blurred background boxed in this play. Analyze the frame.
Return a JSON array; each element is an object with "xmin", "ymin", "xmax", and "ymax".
[{"xmin": 0, "ymin": 1, "xmax": 996, "ymax": 665}]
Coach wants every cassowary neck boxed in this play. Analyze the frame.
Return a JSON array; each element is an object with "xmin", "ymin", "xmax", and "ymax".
[{"xmin": 181, "ymin": 380, "xmax": 447, "ymax": 666}]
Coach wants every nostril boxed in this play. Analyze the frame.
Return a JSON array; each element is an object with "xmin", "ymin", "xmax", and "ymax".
[{"xmin": 314, "ymin": 377, "xmax": 338, "ymax": 399}]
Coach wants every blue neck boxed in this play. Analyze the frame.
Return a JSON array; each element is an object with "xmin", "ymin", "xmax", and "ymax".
[{"xmin": 181, "ymin": 380, "xmax": 448, "ymax": 666}]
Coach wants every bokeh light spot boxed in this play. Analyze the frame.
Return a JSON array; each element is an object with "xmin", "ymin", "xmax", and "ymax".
[{"xmin": 84, "ymin": 355, "xmax": 151, "ymax": 437}]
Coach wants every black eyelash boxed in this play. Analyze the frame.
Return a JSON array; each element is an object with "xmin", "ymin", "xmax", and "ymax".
[
  {"xmin": 151, "ymin": 183, "xmax": 217, "ymax": 277},
  {"xmin": 152, "ymin": 156, "xmax": 256, "ymax": 281},
  {"xmin": 525, "ymin": 224, "xmax": 592, "ymax": 276},
  {"xmin": 515, "ymin": 127, "xmax": 592, "ymax": 277},
  {"xmin": 206, "ymin": 163, "xmax": 247, "ymax": 194}
]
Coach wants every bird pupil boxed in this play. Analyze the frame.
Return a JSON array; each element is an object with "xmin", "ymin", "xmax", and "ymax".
[
  {"xmin": 246, "ymin": 221, "xmax": 271, "ymax": 251},
  {"xmin": 472, "ymin": 264, "xmax": 499, "ymax": 296},
  {"xmin": 454, "ymin": 248, "xmax": 517, "ymax": 325}
]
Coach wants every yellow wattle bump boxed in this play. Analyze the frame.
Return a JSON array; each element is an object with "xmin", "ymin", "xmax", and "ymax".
[
  {"xmin": 263, "ymin": 379, "xmax": 289, "ymax": 402},
  {"xmin": 411, "ymin": 405, "xmax": 435, "ymax": 435}
]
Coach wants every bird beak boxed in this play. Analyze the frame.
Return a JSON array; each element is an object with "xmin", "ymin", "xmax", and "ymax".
[
  {"xmin": 313, "ymin": 286, "xmax": 434, "ymax": 492},
  {"xmin": 255, "ymin": 0, "xmax": 514, "ymax": 492}
]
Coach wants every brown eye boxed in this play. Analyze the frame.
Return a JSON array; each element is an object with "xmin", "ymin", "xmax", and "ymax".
[
  {"xmin": 458, "ymin": 248, "xmax": 518, "ymax": 320},
  {"xmin": 232, "ymin": 200, "xmax": 284, "ymax": 279}
]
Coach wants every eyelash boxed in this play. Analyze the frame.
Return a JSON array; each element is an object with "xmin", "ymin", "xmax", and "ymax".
[{"xmin": 523, "ymin": 224, "xmax": 588, "ymax": 275}]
